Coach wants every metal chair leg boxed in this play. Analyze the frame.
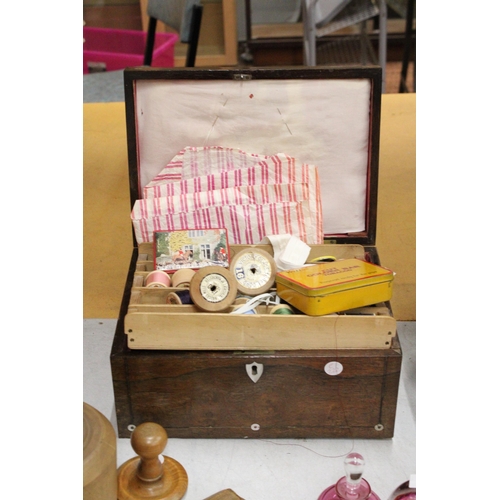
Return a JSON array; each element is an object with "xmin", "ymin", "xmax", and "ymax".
[
  {"xmin": 144, "ymin": 16, "xmax": 158, "ymax": 66},
  {"xmin": 378, "ymin": 0, "xmax": 387, "ymax": 93},
  {"xmin": 185, "ymin": 4, "xmax": 203, "ymax": 67},
  {"xmin": 399, "ymin": 0, "xmax": 415, "ymax": 93}
]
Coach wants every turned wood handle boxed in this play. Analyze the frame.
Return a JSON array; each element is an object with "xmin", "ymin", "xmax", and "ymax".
[
  {"xmin": 131, "ymin": 422, "xmax": 167, "ymax": 482},
  {"xmin": 117, "ymin": 422, "xmax": 188, "ymax": 500}
]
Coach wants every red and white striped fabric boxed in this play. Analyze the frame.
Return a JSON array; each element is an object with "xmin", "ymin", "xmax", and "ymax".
[
  {"xmin": 132, "ymin": 202, "xmax": 315, "ymax": 246},
  {"xmin": 145, "ymin": 146, "xmax": 273, "ymax": 188},
  {"xmin": 144, "ymin": 148, "xmax": 186, "ymax": 184},
  {"xmin": 144, "ymin": 159, "xmax": 313, "ymax": 199},
  {"xmin": 136, "ymin": 183, "xmax": 309, "ymax": 215},
  {"xmin": 132, "ymin": 146, "xmax": 324, "ymax": 245}
]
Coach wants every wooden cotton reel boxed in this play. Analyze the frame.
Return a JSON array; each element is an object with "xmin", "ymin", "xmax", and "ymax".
[
  {"xmin": 166, "ymin": 290, "xmax": 193, "ymax": 305},
  {"xmin": 229, "ymin": 248, "xmax": 277, "ymax": 296},
  {"xmin": 189, "ymin": 266, "xmax": 238, "ymax": 312},
  {"xmin": 145, "ymin": 270, "xmax": 171, "ymax": 288},
  {"xmin": 171, "ymin": 268, "xmax": 196, "ymax": 288},
  {"xmin": 117, "ymin": 422, "xmax": 188, "ymax": 500}
]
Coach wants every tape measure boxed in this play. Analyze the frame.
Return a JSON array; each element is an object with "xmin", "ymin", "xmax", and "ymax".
[
  {"xmin": 189, "ymin": 266, "xmax": 238, "ymax": 312},
  {"xmin": 229, "ymin": 248, "xmax": 277, "ymax": 296}
]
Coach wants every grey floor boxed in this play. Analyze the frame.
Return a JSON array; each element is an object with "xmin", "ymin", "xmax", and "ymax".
[{"xmin": 84, "ymin": 70, "xmax": 126, "ymax": 103}]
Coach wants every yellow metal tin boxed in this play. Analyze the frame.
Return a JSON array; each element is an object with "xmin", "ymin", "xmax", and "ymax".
[{"xmin": 275, "ymin": 258, "xmax": 394, "ymax": 316}]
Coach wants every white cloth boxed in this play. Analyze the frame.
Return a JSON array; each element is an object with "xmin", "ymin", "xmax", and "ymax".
[{"xmin": 261, "ymin": 234, "xmax": 311, "ymax": 272}]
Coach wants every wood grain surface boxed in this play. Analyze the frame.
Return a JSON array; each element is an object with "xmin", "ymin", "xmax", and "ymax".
[
  {"xmin": 111, "ymin": 339, "xmax": 401, "ymax": 439},
  {"xmin": 117, "ymin": 422, "xmax": 188, "ymax": 500},
  {"xmin": 83, "ymin": 403, "xmax": 117, "ymax": 500}
]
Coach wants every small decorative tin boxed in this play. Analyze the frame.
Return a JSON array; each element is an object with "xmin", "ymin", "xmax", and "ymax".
[{"xmin": 275, "ymin": 259, "xmax": 394, "ymax": 316}]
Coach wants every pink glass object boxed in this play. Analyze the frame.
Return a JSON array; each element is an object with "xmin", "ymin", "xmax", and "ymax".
[
  {"xmin": 387, "ymin": 479, "xmax": 416, "ymax": 500},
  {"xmin": 318, "ymin": 452, "xmax": 381, "ymax": 500}
]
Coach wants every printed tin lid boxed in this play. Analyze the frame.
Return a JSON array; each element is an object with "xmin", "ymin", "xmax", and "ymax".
[{"xmin": 275, "ymin": 258, "xmax": 394, "ymax": 297}]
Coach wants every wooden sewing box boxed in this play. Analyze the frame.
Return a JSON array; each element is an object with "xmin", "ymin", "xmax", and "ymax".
[{"xmin": 110, "ymin": 66, "xmax": 402, "ymax": 439}]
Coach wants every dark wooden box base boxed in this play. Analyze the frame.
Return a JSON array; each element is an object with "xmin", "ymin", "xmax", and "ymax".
[{"xmin": 110, "ymin": 249, "xmax": 402, "ymax": 439}]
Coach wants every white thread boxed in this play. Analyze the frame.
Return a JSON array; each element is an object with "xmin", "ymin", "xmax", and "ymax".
[
  {"xmin": 277, "ymin": 108, "xmax": 293, "ymax": 136},
  {"xmin": 230, "ymin": 292, "xmax": 280, "ymax": 315},
  {"xmin": 204, "ymin": 96, "xmax": 229, "ymax": 144},
  {"xmin": 256, "ymin": 439, "xmax": 355, "ymax": 459}
]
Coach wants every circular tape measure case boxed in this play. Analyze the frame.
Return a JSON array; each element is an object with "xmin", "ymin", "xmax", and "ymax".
[
  {"xmin": 189, "ymin": 266, "xmax": 238, "ymax": 312},
  {"xmin": 229, "ymin": 248, "xmax": 277, "ymax": 296}
]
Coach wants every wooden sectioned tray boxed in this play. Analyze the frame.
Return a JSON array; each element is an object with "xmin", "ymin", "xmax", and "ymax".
[{"xmin": 125, "ymin": 242, "xmax": 396, "ymax": 350}]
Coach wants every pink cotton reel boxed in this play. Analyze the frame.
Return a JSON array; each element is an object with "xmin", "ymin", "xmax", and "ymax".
[{"xmin": 145, "ymin": 270, "xmax": 171, "ymax": 288}]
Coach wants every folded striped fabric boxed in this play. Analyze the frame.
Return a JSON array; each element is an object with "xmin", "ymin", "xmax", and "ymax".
[
  {"xmin": 132, "ymin": 146, "xmax": 324, "ymax": 245},
  {"xmin": 132, "ymin": 202, "xmax": 315, "ymax": 246},
  {"xmin": 144, "ymin": 158, "xmax": 312, "ymax": 198},
  {"xmin": 137, "ymin": 183, "xmax": 309, "ymax": 215},
  {"xmin": 144, "ymin": 146, "xmax": 275, "ymax": 188}
]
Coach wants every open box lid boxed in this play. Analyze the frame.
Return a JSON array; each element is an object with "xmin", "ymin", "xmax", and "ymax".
[{"xmin": 124, "ymin": 66, "xmax": 382, "ymax": 247}]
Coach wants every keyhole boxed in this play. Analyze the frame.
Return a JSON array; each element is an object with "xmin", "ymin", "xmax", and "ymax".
[{"xmin": 246, "ymin": 362, "xmax": 263, "ymax": 383}]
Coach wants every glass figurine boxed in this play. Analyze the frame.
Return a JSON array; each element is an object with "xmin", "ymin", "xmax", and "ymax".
[{"xmin": 318, "ymin": 452, "xmax": 381, "ymax": 500}]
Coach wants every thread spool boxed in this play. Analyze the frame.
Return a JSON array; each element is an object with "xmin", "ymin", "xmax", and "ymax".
[
  {"xmin": 229, "ymin": 292, "xmax": 278, "ymax": 315},
  {"xmin": 189, "ymin": 266, "xmax": 238, "ymax": 312},
  {"xmin": 229, "ymin": 248, "xmax": 277, "ymax": 296},
  {"xmin": 270, "ymin": 304, "xmax": 294, "ymax": 315},
  {"xmin": 166, "ymin": 290, "xmax": 193, "ymax": 305},
  {"xmin": 145, "ymin": 270, "xmax": 171, "ymax": 288},
  {"xmin": 171, "ymin": 268, "xmax": 196, "ymax": 288},
  {"xmin": 233, "ymin": 295, "xmax": 253, "ymax": 305},
  {"xmin": 232, "ymin": 305, "xmax": 257, "ymax": 315}
]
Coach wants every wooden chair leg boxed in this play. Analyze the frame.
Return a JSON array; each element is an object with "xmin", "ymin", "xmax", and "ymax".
[{"xmin": 144, "ymin": 16, "xmax": 158, "ymax": 66}]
